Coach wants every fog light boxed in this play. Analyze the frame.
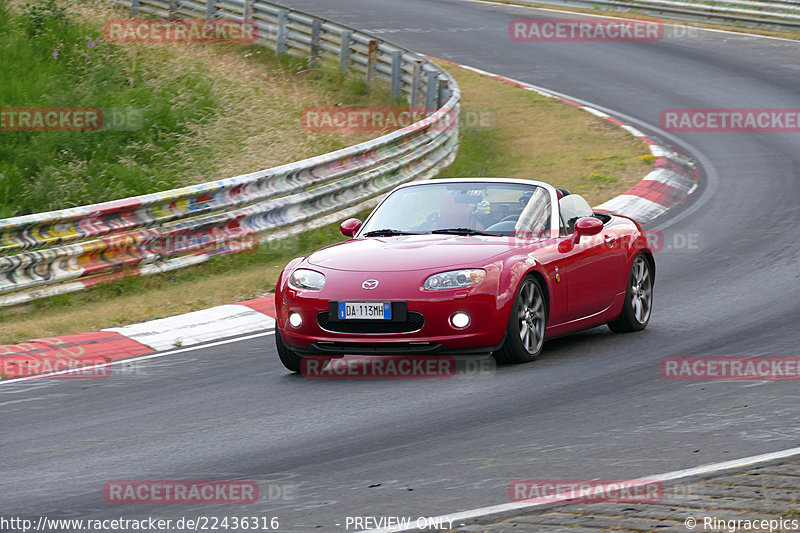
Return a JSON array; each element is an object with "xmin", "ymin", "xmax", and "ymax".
[
  {"xmin": 289, "ymin": 312, "xmax": 302, "ymax": 328},
  {"xmin": 450, "ymin": 312, "xmax": 471, "ymax": 328}
]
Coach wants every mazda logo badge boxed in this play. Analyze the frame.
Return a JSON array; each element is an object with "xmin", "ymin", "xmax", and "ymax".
[{"xmin": 362, "ymin": 279, "xmax": 379, "ymax": 289}]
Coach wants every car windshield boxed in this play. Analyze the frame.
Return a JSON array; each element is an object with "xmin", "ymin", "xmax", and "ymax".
[{"xmin": 360, "ymin": 182, "xmax": 552, "ymax": 237}]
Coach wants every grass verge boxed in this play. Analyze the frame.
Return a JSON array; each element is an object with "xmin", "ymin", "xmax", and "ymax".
[
  {"xmin": 436, "ymin": 59, "xmax": 651, "ymax": 207},
  {"xmin": 0, "ymin": 3, "xmax": 653, "ymax": 345}
]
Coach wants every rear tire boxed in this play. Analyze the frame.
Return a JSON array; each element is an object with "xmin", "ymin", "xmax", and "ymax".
[
  {"xmin": 608, "ymin": 254, "xmax": 653, "ymax": 333},
  {"xmin": 494, "ymin": 276, "xmax": 547, "ymax": 364},
  {"xmin": 275, "ymin": 330, "xmax": 303, "ymax": 372}
]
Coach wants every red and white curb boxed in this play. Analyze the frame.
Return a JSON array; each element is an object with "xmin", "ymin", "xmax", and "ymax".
[
  {"xmin": 0, "ymin": 296, "xmax": 276, "ymax": 380},
  {"xmin": 0, "ymin": 60, "xmax": 700, "ymax": 380},
  {"xmin": 104, "ymin": 303, "xmax": 276, "ymax": 352},
  {"xmin": 432, "ymin": 57, "xmax": 699, "ymax": 224}
]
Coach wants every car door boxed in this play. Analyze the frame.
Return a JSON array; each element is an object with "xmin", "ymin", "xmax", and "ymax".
[{"xmin": 557, "ymin": 197, "xmax": 627, "ymax": 321}]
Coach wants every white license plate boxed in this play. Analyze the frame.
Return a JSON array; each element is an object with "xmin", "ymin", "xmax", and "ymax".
[{"xmin": 338, "ymin": 302, "xmax": 392, "ymax": 320}]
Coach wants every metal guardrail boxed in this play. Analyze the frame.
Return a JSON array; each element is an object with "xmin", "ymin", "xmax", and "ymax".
[
  {"xmin": 519, "ymin": 0, "xmax": 800, "ymax": 30},
  {"xmin": 0, "ymin": 0, "xmax": 460, "ymax": 307}
]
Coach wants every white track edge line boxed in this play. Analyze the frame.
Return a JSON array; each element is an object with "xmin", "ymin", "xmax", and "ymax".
[{"xmin": 360, "ymin": 446, "xmax": 800, "ymax": 532}]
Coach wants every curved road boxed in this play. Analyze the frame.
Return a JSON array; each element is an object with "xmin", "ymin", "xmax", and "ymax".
[{"xmin": 2, "ymin": 1, "xmax": 800, "ymax": 531}]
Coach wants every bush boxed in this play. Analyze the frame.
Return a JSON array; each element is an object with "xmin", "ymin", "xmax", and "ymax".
[{"xmin": 20, "ymin": 0, "xmax": 72, "ymax": 36}]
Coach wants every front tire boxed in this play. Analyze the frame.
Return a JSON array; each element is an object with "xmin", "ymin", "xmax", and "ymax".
[
  {"xmin": 608, "ymin": 254, "xmax": 653, "ymax": 332},
  {"xmin": 275, "ymin": 330, "xmax": 303, "ymax": 372},
  {"xmin": 494, "ymin": 276, "xmax": 547, "ymax": 364}
]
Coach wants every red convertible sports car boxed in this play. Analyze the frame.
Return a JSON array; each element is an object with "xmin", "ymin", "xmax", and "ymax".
[{"xmin": 274, "ymin": 178, "xmax": 654, "ymax": 372}]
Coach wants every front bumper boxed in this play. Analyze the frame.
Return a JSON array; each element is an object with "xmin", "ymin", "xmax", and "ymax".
[{"xmin": 277, "ymin": 292, "xmax": 508, "ymax": 355}]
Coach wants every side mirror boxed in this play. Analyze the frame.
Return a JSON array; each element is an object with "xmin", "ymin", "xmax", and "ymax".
[
  {"xmin": 339, "ymin": 218, "xmax": 362, "ymax": 238},
  {"xmin": 572, "ymin": 217, "xmax": 603, "ymax": 244}
]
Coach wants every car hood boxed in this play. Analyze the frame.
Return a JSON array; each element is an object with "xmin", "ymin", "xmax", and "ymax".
[{"xmin": 306, "ymin": 235, "xmax": 523, "ymax": 272}]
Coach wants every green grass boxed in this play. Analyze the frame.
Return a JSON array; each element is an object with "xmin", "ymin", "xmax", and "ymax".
[
  {"xmin": 0, "ymin": 0, "xmax": 391, "ymax": 218},
  {"xmin": 0, "ymin": 0, "xmax": 221, "ymax": 217},
  {"xmin": 445, "ymin": 124, "xmax": 510, "ymax": 178}
]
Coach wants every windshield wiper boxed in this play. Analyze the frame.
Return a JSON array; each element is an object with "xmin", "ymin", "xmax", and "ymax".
[
  {"xmin": 431, "ymin": 227, "xmax": 498, "ymax": 236},
  {"xmin": 362, "ymin": 228, "xmax": 421, "ymax": 237}
]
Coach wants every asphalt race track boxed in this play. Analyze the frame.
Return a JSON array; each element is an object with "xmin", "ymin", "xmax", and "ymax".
[{"xmin": 2, "ymin": 1, "xmax": 800, "ymax": 531}]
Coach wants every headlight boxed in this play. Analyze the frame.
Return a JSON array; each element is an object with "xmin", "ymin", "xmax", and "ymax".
[
  {"xmin": 289, "ymin": 269, "xmax": 326, "ymax": 291},
  {"xmin": 424, "ymin": 269, "xmax": 486, "ymax": 290}
]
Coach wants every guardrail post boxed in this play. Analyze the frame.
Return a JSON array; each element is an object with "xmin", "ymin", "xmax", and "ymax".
[
  {"xmin": 310, "ymin": 19, "xmax": 321, "ymax": 68},
  {"xmin": 437, "ymin": 78, "xmax": 448, "ymax": 108},
  {"xmin": 390, "ymin": 51, "xmax": 402, "ymax": 102},
  {"xmin": 410, "ymin": 60, "xmax": 422, "ymax": 109},
  {"xmin": 276, "ymin": 10, "xmax": 288, "ymax": 56},
  {"xmin": 168, "ymin": 0, "xmax": 177, "ymax": 20},
  {"xmin": 130, "ymin": 0, "xmax": 139, "ymax": 15},
  {"xmin": 366, "ymin": 40, "xmax": 378, "ymax": 85},
  {"xmin": 425, "ymin": 70, "xmax": 439, "ymax": 113},
  {"xmin": 205, "ymin": 0, "xmax": 215, "ymax": 19},
  {"xmin": 243, "ymin": 0, "xmax": 253, "ymax": 23},
  {"xmin": 340, "ymin": 30, "xmax": 352, "ymax": 76}
]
